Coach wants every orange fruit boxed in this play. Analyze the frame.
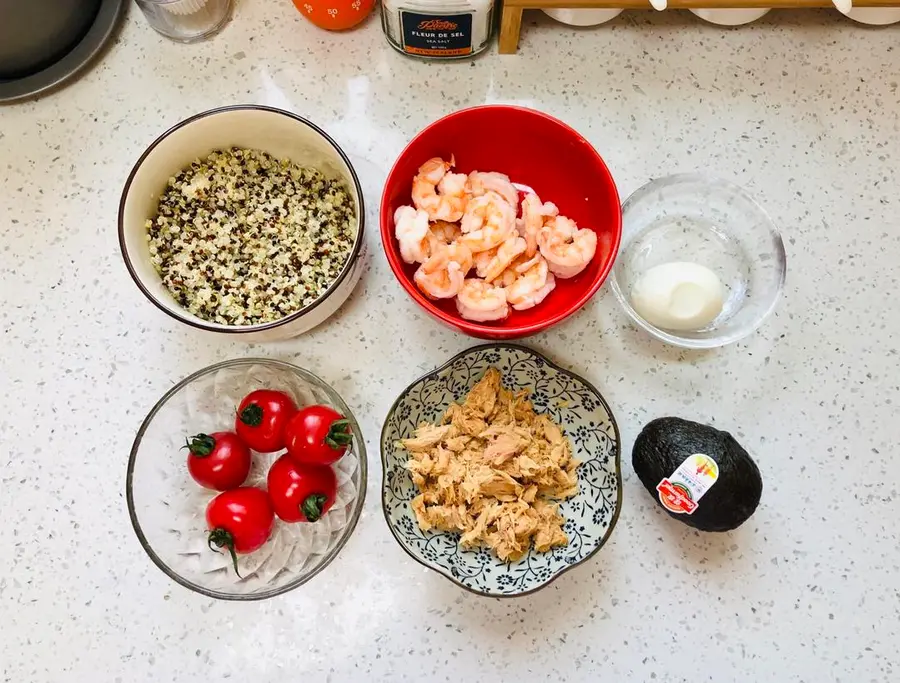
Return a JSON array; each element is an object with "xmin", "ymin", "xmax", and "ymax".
[{"xmin": 291, "ymin": 0, "xmax": 375, "ymax": 31}]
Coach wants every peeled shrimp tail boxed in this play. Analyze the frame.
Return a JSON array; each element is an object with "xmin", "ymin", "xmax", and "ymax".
[{"xmin": 412, "ymin": 157, "xmax": 467, "ymax": 223}]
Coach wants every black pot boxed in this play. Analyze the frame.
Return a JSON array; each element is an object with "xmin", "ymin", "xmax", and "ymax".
[{"xmin": 0, "ymin": 0, "xmax": 102, "ymax": 79}]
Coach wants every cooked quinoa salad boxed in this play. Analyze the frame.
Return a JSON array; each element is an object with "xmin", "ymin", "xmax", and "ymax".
[{"xmin": 146, "ymin": 148, "xmax": 356, "ymax": 326}]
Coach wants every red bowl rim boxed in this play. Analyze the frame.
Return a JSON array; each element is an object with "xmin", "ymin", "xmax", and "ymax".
[{"xmin": 379, "ymin": 104, "xmax": 622, "ymax": 338}]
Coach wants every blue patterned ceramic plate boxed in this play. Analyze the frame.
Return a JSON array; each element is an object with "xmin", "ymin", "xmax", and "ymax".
[{"xmin": 380, "ymin": 344, "xmax": 621, "ymax": 597}]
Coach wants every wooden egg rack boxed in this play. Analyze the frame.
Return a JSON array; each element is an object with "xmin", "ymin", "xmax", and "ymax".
[{"xmin": 499, "ymin": 0, "xmax": 900, "ymax": 53}]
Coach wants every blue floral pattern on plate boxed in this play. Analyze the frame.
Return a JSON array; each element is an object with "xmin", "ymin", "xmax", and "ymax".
[{"xmin": 380, "ymin": 344, "xmax": 621, "ymax": 597}]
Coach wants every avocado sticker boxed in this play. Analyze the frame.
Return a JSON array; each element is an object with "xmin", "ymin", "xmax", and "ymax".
[{"xmin": 656, "ymin": 453, "xmax": 719, "ymax": 515}]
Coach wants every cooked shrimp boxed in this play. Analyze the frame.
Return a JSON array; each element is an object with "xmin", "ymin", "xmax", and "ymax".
[
  {"xmin": 467, "ymin": 171, "xmax": 519, "ymax": 208},
  {"xmin": 430, "ymin": 220, "xmax": 462, "ymax": 244},
  {"xmin": 474, "ymin": 235, "xmax": 526, "ymax": 282},
  {"xmin": 494, "ymin": 252, "xmax": 542, "ymax": 287},
  {"xmin": 473, "ymin": 247, "xmax": 496, "ymax": 277},
  {"xmin": 440, "ymin": 241, "xmax": 474, "ymax": 274},
  {"xmin": 459, "ymin": 191, "xmax": 516, "ymax": 253},
  {"xmin": 394, "ymin": 205, "xmax": 431, "ymax": 264},
  {"xmin": 414, "ymin": 243, "xmax": 473, "ymax": 299},
  {"xmin": 426, "ymin": 220, "xmax": 462, "ymax": 254},
  {"xmin": 412, "ymin": 157, "xmax": 467, "ymax": 222},
  {"xmin": 456, "ymin": 278, "xmax": 509, "ymax": 322},
  {"xmin": 495, "ymin": 266, "xmax": 519, "ymax": 288},
  {"xmin": 415, "ymin": 261, "xmax": 465, "ymax": 300},
  {"xmin": 512, "ymin": 252, "xmax": 544, "ymax": 274},
  {"xmin": 537, "ymin": 216, "xmax": 598, "ymax": 279},
  {"xmin": 438, "ymin": 172, "xmax": 468, "ymax": 200},
  {"xmin": 519, "ymin": 193, "xmax": 559, "ymax": 258},
  {"xmin": 506, "ymin": 257, "xmax": 557, "ymax": 311}
]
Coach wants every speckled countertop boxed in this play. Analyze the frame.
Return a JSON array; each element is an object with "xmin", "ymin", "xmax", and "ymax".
[{"xmin": 2, "ymin": 3, "xmax": 898, "ymax": 681}]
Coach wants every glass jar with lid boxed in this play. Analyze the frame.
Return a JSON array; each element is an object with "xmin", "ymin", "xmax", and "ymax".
[{"xmin": 380, "ymin": 0, "xmax": 496, "ymax": 59}]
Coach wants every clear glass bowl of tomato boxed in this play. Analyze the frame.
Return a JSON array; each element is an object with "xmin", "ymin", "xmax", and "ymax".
[{"xmin": 126, "ymin": 358, "xmax": 367, "ymax": 600}]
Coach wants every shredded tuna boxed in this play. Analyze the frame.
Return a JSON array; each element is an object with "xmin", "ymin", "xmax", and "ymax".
[{"xmin": 401, "ymin": 368, "xmax": 579, "ymax": 562}]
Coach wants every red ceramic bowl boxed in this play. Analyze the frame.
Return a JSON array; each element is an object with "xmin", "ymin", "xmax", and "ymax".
[{"xmin": 380, "ymin": 105, "xmax": 621, "ymax": 339}]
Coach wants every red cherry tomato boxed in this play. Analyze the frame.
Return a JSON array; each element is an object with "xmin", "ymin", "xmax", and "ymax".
[
  {"xmin": 284, "ymin": 404, "xmax": 352, "ymax": 466},
  {"xmin": 235, "ymin": 389, "xmax": 297, "ymax": 453},
  {"xmin": 267, "ymin": 455, "xmax": 337, "ymax": 523},
  {"xmin": 206, "ymin": 487, "xmax": 275, "ymax": 576},
  {"xmin": 185, "ymin": 431, "xmax": 251, "ymax": 491}
]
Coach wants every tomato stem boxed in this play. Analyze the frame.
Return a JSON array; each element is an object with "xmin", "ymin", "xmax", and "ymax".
[
  {"xmin": 184, "ymin": 433, "xmax": 216, "ymax": 457},
  {"xmin": 324, "ymin": 419, "xmax": 353, "ymax": 450},
  {"xmin": 301, "ymin": 494, "xmax": 329, "ymax": 522},
  {"xmin": 207, "ymin": 528, "xmax": 241, "ymax": 577},
  {"xmin": 239, "ymin": 404, "xmax": 264, "ymax": 427}
]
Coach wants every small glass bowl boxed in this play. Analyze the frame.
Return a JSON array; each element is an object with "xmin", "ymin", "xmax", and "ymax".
[
  {"xmin": 610, "ymin": 174, "xmax": 786, "ymax": 349},
  {"xmin": 126, "ymin": 358, "xmax": 367, "ymax": 600}
]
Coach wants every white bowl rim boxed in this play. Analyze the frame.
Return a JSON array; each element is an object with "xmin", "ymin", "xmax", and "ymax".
[
  {"xmin": 117, "ymin": 104, "xmax": 366, "ymax": 335},
  {"xmin": 379, "ymin": 342, "xmax": 623, "ymax": 598},
  {"xmin": 689, "ymin": 8, "xmax": 771, "ymax": 26},
  {"xmin": 125, "ymin": 357, "xmax": 368, "ymax": 601},
  {"xmin": 610, "ymin": 172, "xmax": 787, "ymax": 350}
]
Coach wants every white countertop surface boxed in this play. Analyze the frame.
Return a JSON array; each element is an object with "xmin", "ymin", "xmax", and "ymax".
[{"xmin": 2, "ymin": 3, "xmax": 898, "ymax": 681}]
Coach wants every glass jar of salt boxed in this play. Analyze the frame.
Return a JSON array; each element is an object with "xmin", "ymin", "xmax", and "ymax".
[{"xmin": 380, "ymin": 0, "xmax": 496, "ymax": 59}]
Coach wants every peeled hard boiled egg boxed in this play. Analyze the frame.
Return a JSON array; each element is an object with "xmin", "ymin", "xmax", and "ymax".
[{"xmin": 631, "ymin": 261, "xmax": 724, "ymax": 331}]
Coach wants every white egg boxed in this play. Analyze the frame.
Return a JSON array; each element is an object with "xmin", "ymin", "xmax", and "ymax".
[{"xmin": 630, "ymin": 262, "xmax": 724, "ymax": 331}]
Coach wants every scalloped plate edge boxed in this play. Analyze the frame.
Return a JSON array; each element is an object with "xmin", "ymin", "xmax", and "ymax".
[{"xmin": 379, "ymin": 342, "xmax": 623, "ymax": 598}]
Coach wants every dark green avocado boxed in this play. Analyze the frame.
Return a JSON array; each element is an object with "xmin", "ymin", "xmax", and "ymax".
[{"xmin": 633, "ymin": 417, "xmax": 762, "ymax": 532}]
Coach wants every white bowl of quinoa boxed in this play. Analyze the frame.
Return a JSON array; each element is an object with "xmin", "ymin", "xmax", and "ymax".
[{"xmin": 119, "ymin": 106, "xmax": 365, "ymax": 342}]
